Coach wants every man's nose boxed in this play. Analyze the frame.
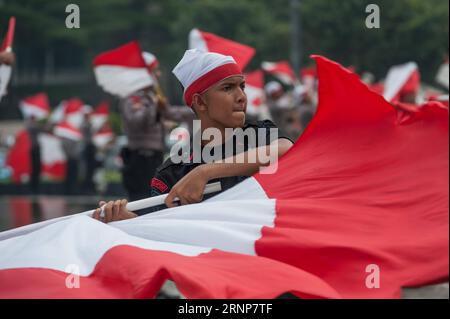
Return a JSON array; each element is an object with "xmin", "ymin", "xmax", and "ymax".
[{"xmin": 236, "ymin": 87, "xmax": 247, "ymax": 104}]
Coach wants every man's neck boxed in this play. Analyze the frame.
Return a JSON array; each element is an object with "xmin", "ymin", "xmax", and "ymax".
[{"xmin": 199, "ymin": 120, "xmax": 228, "ymax": 147}]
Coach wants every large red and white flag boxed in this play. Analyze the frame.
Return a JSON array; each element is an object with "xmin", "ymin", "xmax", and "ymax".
[
  {"xmin": 0, "ymin": 56, "xmax": 447, "ymax": 299},
  {"xmin": 0, "ymin": 17, "xmax": 16, "ymax": 101},
  {"xmin": 19, "ymin": 93, "xmax": 51, "ymax": 120},
  {"xmin": 93, "ymin": 41, "xmax": 154, "ymax": 98},
  {"xmin": 383, "ymin": 62, "xmax": 420, "ymax": 103},
  {"xmin": 262, "ymin": 61, "xmax": 297, "ymax": 85},
  {"xmin": 189, "ymin": 28, "xmax": 255, "ymax": 71}
]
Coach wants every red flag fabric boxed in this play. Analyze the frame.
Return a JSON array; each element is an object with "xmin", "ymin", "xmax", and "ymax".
[
  {"xmin": 93, "ymin": 127, "xmax": 114, "ymax": 149},
  {"xmin": 256, "ymin": 55, "xmax": 448, "ymax": 298},
  {"xmin": 1, "ymin": 17, "xmax": 15, "ymax": 52},
  {"xmin": 0, "ymin": 56, "xmax": 447, "ymax": 299},
  {"xmin": 93, "ymin": 41, "xmax": 154, "ymax": 97},
  {"xmin": 19, "ymin": 93, "xmax": 50, "ymax": 120},
  {"xmin": 54, "ymin": 121, "xmax": 82, "ymax": 141},
  {"xmin": 93, "ymin": 41, "xmax": 147, "ymax": 68},
  {"xmin": 90, "ymin": 101, "xmax": 110, "ymax": 131},
  {"xmin": 262, "ymin": 61, "xmax": 297, "ymax": 85},
  {"xmin": 189, "ymin": 28, "xmax": 255, "ymax": 70},
  {"xmin": 383, "ymin": 62, "xmax": 420, "ymax": 102},
  {"xmin": 0, "ymin": 17, "xmax": 16, "ymax": 101},
  {"xmin": 5, "ymin": 131, "xmax": 66, "ymax": 183},
  {"xmin": 244, "ymin": 70, "xmax": 267, "ymax": 117}
]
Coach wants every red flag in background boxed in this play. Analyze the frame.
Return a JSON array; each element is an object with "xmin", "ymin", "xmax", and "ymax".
[
  {"xmin": 0, "ymin": 17, "xmax": 15, "ymax": 52},
  {"xmin": 383, "ymin": 62, "xmax": 420, "ymax": 103},
  {"xmin": 189, "ymin": 28, "xmax": 255, "ymax": 71},
  {"xmin": 93, "ymin": 41, "xmax": 154, "ymax": 98},
  {"xmin": 19, "ymin": 93, "xmax": 50, "ymax": 120},
  {"xmin": 5, "ymin": 130, "xmax": 66, "ymax": 183},
  {"xmin": 262, "ymin": 60, "xmax": 297, "ymax": 85},
  {"xmin": 90, "ymin": 101, "xmax": 110, "ymax": 131},
  {"xmin": 53, "ymin": 121, "xmax": 82, "ymax": 142},
  {"xmin": 63, "ymin": 98, "xmax": 85, "ymax": 129},
  {"xmin": 244, "ymin": 69, "xmax": 268, "ymax": 118},
  {"xmin": 0, "ymin": 17, "xmax": 16, "ymax": 100}
]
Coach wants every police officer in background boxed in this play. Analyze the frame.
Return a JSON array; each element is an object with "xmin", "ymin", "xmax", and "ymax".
[{"xmin": 119, "ymin": 52, "xmax": 194, "ymax": 201}]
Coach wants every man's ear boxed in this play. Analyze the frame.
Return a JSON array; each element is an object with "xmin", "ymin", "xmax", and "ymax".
[{"xmin": 192, "ymin": 93, "xmax": 208, "ymax": 113}]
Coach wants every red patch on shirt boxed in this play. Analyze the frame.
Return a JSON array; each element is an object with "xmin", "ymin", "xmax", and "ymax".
[
  {"xmin": 151, "ymin": 178, "xmax": 168, "ymax": 193},
  {"xmin": 130, "ymin": 95, "xmax": 142, "ymax": 104}
]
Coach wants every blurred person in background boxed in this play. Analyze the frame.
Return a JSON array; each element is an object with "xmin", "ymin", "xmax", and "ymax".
[
  {"xmin": 25, "ymin": 115, "xmax": 42, "ymax": 194},
  {"xmin": 80, "ymin": 111, "xmax": 97, "ymax": 194},
  {"xmin": 61, "ymin": 136, "xmax": 81, "ymax": 195},
  {"xmin": 120, "ymin": 51, "xmax": 194, "ymax": 201}
]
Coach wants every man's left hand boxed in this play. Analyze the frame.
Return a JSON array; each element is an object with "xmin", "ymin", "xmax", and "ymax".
[{"xmin": 164, "ymin": 165, "xmax": 210, "ymax": 208}]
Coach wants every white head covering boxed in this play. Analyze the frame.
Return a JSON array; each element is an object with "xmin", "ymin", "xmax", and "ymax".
[{"xmin": 172, "ymin": 49, "xmax": 242, "ymax": 106}]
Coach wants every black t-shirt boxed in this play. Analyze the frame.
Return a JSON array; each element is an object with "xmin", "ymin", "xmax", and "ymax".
[{"xmin": 138, "ymin": 119, "xmax": 292, "ymax": 214}]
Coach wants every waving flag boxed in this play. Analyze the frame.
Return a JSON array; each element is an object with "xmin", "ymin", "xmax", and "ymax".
[
  {"xmin": 262, "ymin": 61, "xmax": 297, "ymax": 85},
  {"xmin": 93, "ymin": 41, "xmax": 154, "ymax": 98},
  {"xmin": 54, "ymin": 121, "xmax": 82, "ymax": 141},
  {"xmin": 0, "ymin": 56, "xmax": 447, "ymax": 299},
  {"xmin": 93, "ymin": 127, "xmax": 114, "ymax": 149},
  {"xmin": 63, "ymin": 98, "xmax": 85, "ymax": 129},
  {"xmin": 0, "ymin": 17, "xmax": 16, "ymax": 101},
  {"xmin": 189, "ymin": 28, "xmax": 255, "ymax": 71},
  {"xmin": 90, "ymin": 101, "xmax": 109, "ymax": 131},
  {"xmin": 6, "ymin": 131, "xmax": 66, "ymax": 183},
  {"xmin": 19, "ymin": 93, "xmax": 50, "ymax": 120},
  {"xmin": 383, "ymin": 62, "xmax": 420, "ymax": 103},
  {"xmin": 244, "ymin": 70, "xmax": 268, "ymax": 118}
]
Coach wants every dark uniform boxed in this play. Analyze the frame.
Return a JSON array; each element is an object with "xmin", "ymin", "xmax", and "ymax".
[{"xmin": 135, "ymin": 119, "xmax": 292, "ymax": 215}]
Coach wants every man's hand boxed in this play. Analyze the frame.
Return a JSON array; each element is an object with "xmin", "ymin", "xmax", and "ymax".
[
  {"xmin": 165, "ymin": 165, "xmax": 210, "ymax": 208},
  {"xmin": 92, "ymin": 199, "xmax": 138, "ymax": 223},
  {"xmin": 0, "ymin": 51, "xmax": 15, "ymax": 65}
]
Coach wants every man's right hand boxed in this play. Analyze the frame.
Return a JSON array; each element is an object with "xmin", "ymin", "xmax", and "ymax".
[{"xmin": 92, "ymin": 199, "xmax": 138, "ymax": 223}]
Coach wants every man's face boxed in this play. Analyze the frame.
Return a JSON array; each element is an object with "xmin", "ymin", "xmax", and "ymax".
[{"xmin": 201, "ymin": 75, "xmax": 247, "ymax": 129}]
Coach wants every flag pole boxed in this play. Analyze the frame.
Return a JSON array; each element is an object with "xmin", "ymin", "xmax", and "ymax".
[{"xmin": 0, "ymin": 182, "xmax": 222, "ymax": 241}]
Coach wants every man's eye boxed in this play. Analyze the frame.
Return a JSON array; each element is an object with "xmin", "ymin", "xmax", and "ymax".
[
  {"xmin": 240, "ymin": 84, "xmax": 246, "ymax": 90},
  {"xmin": 223, "ymin": 86, "xmax": 232, "ymax": 91}
]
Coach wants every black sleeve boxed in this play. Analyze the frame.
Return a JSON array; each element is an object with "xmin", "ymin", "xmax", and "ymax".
[
  {"xmin": 132, "ymin": 170, "xmax": 173, "ymax": 216},
  {"xmin": 257, "ymin": 119, "xmax": 294, "ymax": 145}
]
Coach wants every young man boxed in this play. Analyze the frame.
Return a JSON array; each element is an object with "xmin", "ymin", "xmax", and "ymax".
[{"xmin": 93, "ymin": 49, "xmax": 293, "ymax": 223}]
